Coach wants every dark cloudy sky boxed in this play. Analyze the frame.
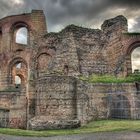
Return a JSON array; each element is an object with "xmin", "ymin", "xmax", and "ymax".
[{"xmin": 0, "ymin": 0, "xmax": 140, "ymax": 32}]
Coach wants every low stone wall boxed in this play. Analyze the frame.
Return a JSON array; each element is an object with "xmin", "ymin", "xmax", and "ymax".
[
  {"xmin": 77, "ymin": 81, "xmax": 138, "ymax": 124},
  {"xmin": 1, "ymin": 76, "xmax": 138, "ymax": 130},
  {"xmin": 0, "ymin": 90, "xmax": 26, "ymax": 129},
  {"xmin": 29, "ymin": 75, "xmax": 140, "ymax": 129}
]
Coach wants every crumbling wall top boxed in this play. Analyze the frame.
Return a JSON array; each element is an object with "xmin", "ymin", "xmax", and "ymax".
[{"xmin": 101, "ymin": 15, "xmax": 128, "ymax": 32}]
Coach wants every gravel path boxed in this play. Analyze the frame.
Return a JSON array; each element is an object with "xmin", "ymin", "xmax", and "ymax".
[{"xmin": 0, "ymin": 131, "xmax": 140, "ymax": 140}]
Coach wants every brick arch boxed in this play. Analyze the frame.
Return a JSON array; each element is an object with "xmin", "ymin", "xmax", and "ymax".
[
  {"xmin": 8, "ymin": 57, "xmax": 28, "ymax": 85},
  {"xmin": 126, "ymin": 41, "xmax": 140, "ymax": 55},
  {"xmin": 8, "ymin": 57, "xmax": 28, "ymax": 68},
  {"xmin": 10, "ymin": 21, "xmax": 31, "ymax": 48},
  {"xmin": 36, "ymin": 53, "xmax": 51, "ymax": 77},
  {"xmin": 32, "ymin": 46, "xmax": 55, "ymax": 78},
  {"xmin": 36, "ymin": 46, "xmax": 55, "ymax": 57},
  {"xmin": 110, "ymin": 94, "xmax": 131, "ymax": 119},
  {"xmin": 124, "ymin": 41, "xmax": 140, "ymax": 75},
  {"xmin": 35, "ymin": 47, "xmax": 52, "ymax": 69},
  {"xmin": 122, "ymin": 34, "xmax": 140, "ymax": 55},
  {"xmin": 10, "ymin": 21, "xmax": 31, "ymax": 32}
]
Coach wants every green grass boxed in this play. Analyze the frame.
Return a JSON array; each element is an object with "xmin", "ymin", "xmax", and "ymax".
[
  {"xmin": 79, "ymin": 74, "xmax": 140, "ymax": 83},
  {"xmin": 123, "ymin": 32, "xmax": 140, "ymax": 35},
  {"xmin": 1, "ymin": 120, "xmax": 140, "ymax": 137}
]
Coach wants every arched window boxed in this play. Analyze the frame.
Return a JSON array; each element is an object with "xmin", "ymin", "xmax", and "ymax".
[
  {"xmin": 37, "ymin": 53, "xmax": 51, "ymax": 76},
  {"xmin": 8, "ymin": 58, "xmax": 28, "ymax": 87},
  {"xmin": 131, "ymin": 47, "xmax": 140, "ymax": 73},
  {"xmin": 15, "ymin": 27, "xmax": 28, "ymax": 45},
  {"xmin": 15, "ymin": 75, "xmax": 21, "ymax": 85},
  {"xmin": 16, "ymin": 62, "xmax": 22, "ymax": 69}
]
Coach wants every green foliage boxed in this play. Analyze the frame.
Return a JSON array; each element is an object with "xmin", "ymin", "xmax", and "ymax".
[
  {"xmin": 123, "ymin": 32, "xmax": 140, "ymax": 36},
  {"xmin": 129, "ymin": 73, "xmax": 140, "ymax": 82},
  {"xmin": 0, "ymin": 87, "xmax": 20, "ymax": 92},
  {"xmin": 0, "ymin": 120, "xmax": 140, "ymax": 137},
  {"xmin": 79, "ymin": 74, "xmax": 140, "ymax": 83}
]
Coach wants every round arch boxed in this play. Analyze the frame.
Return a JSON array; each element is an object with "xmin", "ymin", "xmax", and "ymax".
[
  {"xmin": 8, "ymin": 57, "xmax": 28, "ymax": 85},
  {"xmin": 125, "ymin": 41, "xmax": 140, "ymax": 75},
  {"xmin": 126, "ymin": 41, "xmax": 140, "ymax": 55},
  {"xmin": 36, "ymin": 53, "xmax": 51, "ymax": 77},
  {"xmin": 8, "ymin": 57, "xmax": 28, "ymax": 69},
  {"xmin": 36, "ymin": 46, "xmax": 53, "ymax": 58},
  {"xmin": 110, "ymin": 95, "xmax": 131, "ymax": 119},
  {"xmin": 10, "ymin": 21, "xmax": 31, "ymax": 49},
  {"xmin": 10, "ymin": 21, "xmax": 31, "ymax": 33}
]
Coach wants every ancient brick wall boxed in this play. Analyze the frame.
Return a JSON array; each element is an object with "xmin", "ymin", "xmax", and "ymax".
[
  {"xmin": 0, "ymin": 10, "xmax": 47, "ymax": 129},
  {"xmin": 0, "ymin": 90, "xmax": 26, "ymax": 129},
  {"xmin": 38, "ymin": 25, "xmax": 108, "ymax": 77},
  {"xmin": 35, "ymin": 76, "xmax": 77, "ymax": 120},
  {"xmin": 0, "ymin": 10, "xmax": 46, "ymax": 89},
  {"xmin": 101, "ymin": 15, "xmax": 128, "ymax": 76},
  {"xmin": 0, "ymin": 10, "xmax": 140, "ymax": 130},
  {"xmin": 71, "ymin": 26, "xmax": 108, "ymax": 75},
  {"xmin": 38, "ymin": 15, "xmax": 130, "ymax": 77},
  {"xmin": 121, "ymin": 34, "xmax": 140, "ymax": 76},
  {"xmin": 28, "ymin": 76, "xmax": 80, "ymax": 130},
  {"xmin": 38, "ymin": 30, "xmax": 80, "ymax": 76},
  {"xmin": 77, "ymin": 81, "xmax": 138, "ymax": 124},
  {"xmin": 28, "ymin": 76, "xmax": 140, "ymax": 129}
]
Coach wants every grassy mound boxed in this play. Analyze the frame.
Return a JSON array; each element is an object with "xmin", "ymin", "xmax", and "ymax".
[{"xmin": 0, "ymin": 120, "xmax": 140, "ymax": 137}]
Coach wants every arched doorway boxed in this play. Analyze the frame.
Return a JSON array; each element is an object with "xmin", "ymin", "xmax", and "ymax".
[
  {"xmin": 131, "ymin": 47, "xmax": 140, "ymax": 73},
  {"xmin": 125, "ymin": 42, "xmax": 140, "ymax": 75},
  {"xmin": 110, "ymin": 95, "xmax": 131, "ymax": 119}
]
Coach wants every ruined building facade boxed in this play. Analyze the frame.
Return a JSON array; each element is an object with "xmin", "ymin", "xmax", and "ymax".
[{"xmin": 0, "ymin": 10, "xmax": 140, "ymax": 130}]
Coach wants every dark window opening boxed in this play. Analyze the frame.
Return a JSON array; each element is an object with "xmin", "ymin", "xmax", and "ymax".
[{"xmin": 64, "ymin": 65, "xmax": 69, "ymax": 75}]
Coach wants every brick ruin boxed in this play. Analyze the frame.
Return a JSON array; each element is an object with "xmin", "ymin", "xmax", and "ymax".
[{"xmin": 0, "ymin": 10, "xmax": 140, "ymax": 130}]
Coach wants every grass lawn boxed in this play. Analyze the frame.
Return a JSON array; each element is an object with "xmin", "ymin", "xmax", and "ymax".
[{"xmin": 0, "ymin": 120, "xmax": 140, "ymax": 137}]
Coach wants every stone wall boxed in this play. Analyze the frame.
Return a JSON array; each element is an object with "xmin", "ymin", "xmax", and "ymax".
[
  {"xmin": 101, "ymin": 15, "xmax": 128, "ymax": 76},
  {"xmin": 28, "ymin": 76, "xmax": 80, "ymax": 130},
  {"xmin": 77, "ymin": 81, "xmax": 138, "ymax": 124},
  {"xmin": 0, "ymin": 76, "xmax": 139, "ymax": 130},
  {"xmin": 35, "ymin": 76, "xmax": 77, "ymax": 120},
  {"xmin": 0, "ymin": 90, "xmax": 26, "ymax": 129},
  {"xmin": 39, "ymin": 15, "xmax": 132, "ymax": 77},
  {"xmin": 28, "ymin": 75, "xmax": 140, "ymax": 129},
  {"xmin": 0, "ymin": 10, "xmax": 140, "ymax": 130},
  {"xmin": 42, "ymin": 25, "xmax": 108, "ymax": 76}
]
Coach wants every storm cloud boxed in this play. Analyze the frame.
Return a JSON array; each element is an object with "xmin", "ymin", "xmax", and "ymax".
[{"xmin": 0, "ymin": 0, "xmax": 140, "ymax": 32}]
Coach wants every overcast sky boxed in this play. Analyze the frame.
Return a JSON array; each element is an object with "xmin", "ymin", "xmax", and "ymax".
[
  {"xmin": 1, "ymin": 0, "xmax": 140, "ymax": 71},
  {"xmin": 0, "ymin": 0, "xmax": 140, "ymax": 32}
]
